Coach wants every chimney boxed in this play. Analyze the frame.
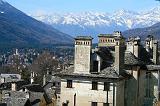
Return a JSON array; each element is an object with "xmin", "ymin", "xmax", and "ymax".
[
  {"xmin": 11, "ymin": 83, "xmax": 16, "ymax": 91},
  {"xmin": 126, "ymin": 36, "xmax": 141, "ymax": 58},
  {"xmin": 43, "ymin": 74, "xmax": 46, "ymax": 86},
  {"xmin": 30, "ymin": 72, "xmax": 34, "ymax": 84},
  {"xmin": 113, "ymin": 31, "xmax": 122, "ymax": 37},
  {"xmin": 74, "ymin": 36, "xmax": 93, "ymax": 74},
  {"xmin": 145, "ymin": 35, "xmax": 154, "ymax": 53},
  {"xmin": 133, "ymin": 37, "xmax": 141, "ymax": 58},
  {"xmin": 114, "ymin": 35, "xmax": 125, "ymax": 75},
  {"xmin": 153, "ymin": 40, "xmax": 159, "ymax": 64}
]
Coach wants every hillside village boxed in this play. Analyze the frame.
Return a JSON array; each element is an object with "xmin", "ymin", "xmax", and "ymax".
[{"xmin": 0, "ymin": 31, "xmax": 160, "ymax": 106}]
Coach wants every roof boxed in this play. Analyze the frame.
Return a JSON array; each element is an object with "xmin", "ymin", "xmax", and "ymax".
[
  {"xmin": 43, "ymin": 89, "xmax": 56, "ymax": 104},
  {"xmin": 124, "ymin": 52, "xmax": 144, "ymax": 66},
  {"xmin": 0, "ymin": 74, "xmax": 21, "ymax": 83},
  {"xmin": 1, "ymin": 90, "xmax": 31, "ymax": 106},
  {"xmin": 100, "ymin": 67, "xmax": 120, "ymax": 78},
  {"xmin": 146, "ymin": 65, "xmax": 160, "ymax": 71},
  {"xmin": 56, "ymin": 65, "xmax": 131, "ymax": 82},
  {"xmin": 98, "ymin": 34, "xmax": 114, "ymax": 37},
  {"xmin": 75, "ymin": 36, "xmax": 93, "ymax": 40},
  {"xmin": 21, "ymin": 84, "xmax": 44, "ymax": 92},
  {"xmin": 0, "ymin": 80, "xmax": 29, "ymax": 90}
]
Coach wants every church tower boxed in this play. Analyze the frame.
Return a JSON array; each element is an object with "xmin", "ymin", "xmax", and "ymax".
[{"xmin": 74, "ymin": 36, "xmax": 93, "ymax": 74}]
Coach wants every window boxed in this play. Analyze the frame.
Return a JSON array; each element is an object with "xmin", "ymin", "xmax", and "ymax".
[
  {"xmin": 103, "ymin": 103, "xmax": 109, "ymax": 106},
  {"xmin": 92, "ymin": 82, "xmax": 98, "ymax": 90},
  {"xmin": 67, "ymin": 80, "xmax": 72, "ymax": 88},
  {"xmin": 91, "ymin": 102, "xmax": 97, "ymax": 106},
  {"xmin": 104, "ymin": 82, "xmax": 110, "ymax": 91}
]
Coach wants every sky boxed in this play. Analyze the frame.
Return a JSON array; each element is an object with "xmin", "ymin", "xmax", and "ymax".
[{"xmin": 5, "ymin": 0, "xmax": 160, "ymax": 14}]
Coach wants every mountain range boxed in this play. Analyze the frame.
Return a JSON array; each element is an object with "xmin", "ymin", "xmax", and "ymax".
[
  {"xmin": 31, "ymin": 7, "xmax": 160, "ymax": 41},
  {"xmin": 0, "ymin": 0, "xmax": 73, "ymax": 49},
  {"xmin": 123, "ymin": 22, "xmax": 160, "ymax": 40}
]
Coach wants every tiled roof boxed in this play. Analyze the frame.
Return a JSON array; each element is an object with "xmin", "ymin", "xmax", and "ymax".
[
  {"xmin": 21, "ymin": 84, "xmax": 44, "ymax": 92},
  {"xmin": 0, "ymin": 80, "xmax": 29, "ymax": 91},
  {"xmin": 1, "ymin": 90, "xmax": 30, "ymax": 106},
  {"xmin": 98, "ymin": 34, "xmax": 114, "ymax": 37},
  {"xmin": 43, "ymin": 89, "xmax": 56, "ymax": 104},
  {"xmin": 57, "ymin": 65, "xmax": 130, "ymax": 80},
  {"xmin": 75, "ymin": 36, "xmax": 93, "ymax": 40},
  {"xmin": 146, "ymin": 65, "xmax": 160, "ymax": 71},
  {"xmin": 124, "ymin": 52, "xmax": 144, "ymax": 66}
]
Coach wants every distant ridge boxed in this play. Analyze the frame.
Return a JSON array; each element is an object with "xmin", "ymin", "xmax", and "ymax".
[
  {"xmin": 123, "ymin": 22, "xmax": 160, "ymax": 40},
  {"xmin": 0, "ymin": 0, "xmax": 73, "ymax": 49}
]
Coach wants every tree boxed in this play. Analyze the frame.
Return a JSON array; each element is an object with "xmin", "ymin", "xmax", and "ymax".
[{"xmin": 30, "ymin": 51, "xmax": 61, "ymax": 85}]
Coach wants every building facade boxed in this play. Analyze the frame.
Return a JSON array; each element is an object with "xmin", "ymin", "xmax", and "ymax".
[{"xmin": 56, "ymin": 32, "xmax": 160, "ymax": 106}]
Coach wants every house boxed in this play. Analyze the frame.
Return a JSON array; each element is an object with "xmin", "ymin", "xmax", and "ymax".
[
  {"xmin": 0, "ymin": 80, "xmax": 31, "ymax": 106},
  {"xmin": 55, "ymin": 31, "xmax": 160, "ymax": 106},
  {"xmin": 0, "ymin": 74, "xmax": 21, "ymax": 84},
  {"xmin": 19, "ymin": 84, "xmax": 44, "ymax": 106}
]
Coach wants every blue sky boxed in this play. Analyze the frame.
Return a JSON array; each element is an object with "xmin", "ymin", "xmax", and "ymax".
[{"xmin": 5, "ymin": 0, "xmax": 160, "ymax": 14}]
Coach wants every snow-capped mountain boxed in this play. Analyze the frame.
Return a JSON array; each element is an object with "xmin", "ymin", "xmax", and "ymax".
[{"xmin": 31, "ymin": 7, "xmax": 160, "ymax": 40}]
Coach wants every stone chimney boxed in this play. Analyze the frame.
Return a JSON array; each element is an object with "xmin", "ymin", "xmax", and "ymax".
[
  {"xmin": 145, "ymin": 35, "xmax": 154, "ymax": 52},
  {"xmin": 113, "ymin": 31, "xmax": 122, "ymax": 37},
  {"xmin": 43, "ymin": 75, "xmax": 46, "ymax": 86},
  {"xmin": 126, "ymin": 36, "xmax": 141, "ymax": 58},
  {"xmin": 30, "ymin": 72, "xmax": 34, "ymax": 84},
  {"xmin": 11, "ymin": 83, "xmax": 16, "ymax": 91},
  {"xmin": 74, "ymin": 36, "xmax": 93, "ymax": 74},
  {"xmin": 114, "ymin": 35, "xmax": 125, "ymax": 75},
  {"xmin": 153, "ymin": 40, "xmax": 159, "ymax": 64}
]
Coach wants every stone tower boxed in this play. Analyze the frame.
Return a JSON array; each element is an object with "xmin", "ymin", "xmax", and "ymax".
[
  {"xmin": 114, "ymin": 32, "xmax": 125, "ymax": 75},
  {"xmin": 74, "ymin": 36, "xmax": 93, "ymax": 74}
]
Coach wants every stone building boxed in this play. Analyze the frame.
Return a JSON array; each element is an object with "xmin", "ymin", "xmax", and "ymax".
[{"xmin": 55, "ymin": 32, "xmax": 160, "ymax": 106}]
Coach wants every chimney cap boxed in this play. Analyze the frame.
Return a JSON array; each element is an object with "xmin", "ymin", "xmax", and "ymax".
[{"xmin": 113, "ymin": 31, "xmax": 122, "ymax": 36}]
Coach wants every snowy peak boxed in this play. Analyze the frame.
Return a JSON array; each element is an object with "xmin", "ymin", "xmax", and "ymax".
[
  {"xmin": 31, "ymin": 6, "xmax": 160, "ymax": 39},
  {"xmin": 31, "ymin": 6, "xmax": 160, "ymax": 29}
]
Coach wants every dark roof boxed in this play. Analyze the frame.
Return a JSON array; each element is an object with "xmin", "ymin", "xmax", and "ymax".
[
  {"xmin": 43, "ymin": 89, "xmax": 56, "ymax": 104},
  {"xmin": 21, "ymin": 84, "xmax": 44, "ymax": 92},
  {"xmin": 0, "ymin": 103, "xmax": 7, "ymax": 106},
  {"xmin": 146, "ymin": 65, "xmax": 160, "ymax": 71},
  {"xmin": 75, "ymin": 36, "xmax": 93, "ymax": 40},
  {"xmin": 0, "ymin": 80, "xmax": 29, "ymax": 90},
  {"xmin": 98, "ymin": 34, "xmax": 114, "ymax": 37},
  {"xmin": 124, "ymin": 52, "xmax": 144, "ymax": 66},
  {"xmin": 100, "ymin": 67, "xmax": 119, "ymax": 78},
  {"xmin": 57, "ymin": 65, "xmax": 131, "ymax": 81}
]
